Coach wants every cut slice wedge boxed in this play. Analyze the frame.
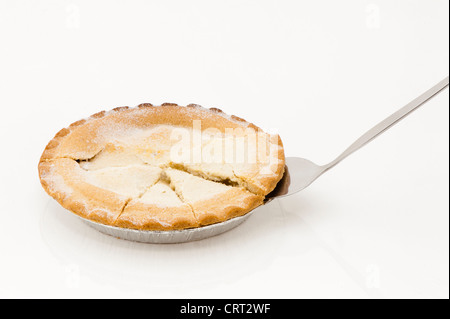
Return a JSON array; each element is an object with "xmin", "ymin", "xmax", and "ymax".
[
  {"xmin": 116, "ymin": 181, "xmax": 198, "ymax": 230},
  {"xmin": 39, "ymin": 158, "xmax": 130, "ymax": 224},
  {"xmin": 85, "ymin": 165, "xmax": 162, "ymax": 198},
  {"xmin": 165, "ymin": 168, "xmax": 263, "ymax": 226}
]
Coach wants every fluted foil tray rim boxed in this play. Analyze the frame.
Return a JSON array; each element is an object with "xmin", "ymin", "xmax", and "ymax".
[{"xmin": 80, "ymin": 211, "xmax": 254, "ymax": 244}]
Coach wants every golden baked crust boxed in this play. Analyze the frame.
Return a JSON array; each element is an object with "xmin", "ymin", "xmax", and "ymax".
[
  {"xmin": 38, "ymin": 103, "xmax": 285, "ymax": 231},
  {"xmin": 190, "ymin": 188, "xmax": 264, "ymax": 226},
  {"xmin": 164, "ymin": 167, "xmax": 264, "ymax": 226},
  {"xmin": 39, "ymin": 158, "xmax": 130, "ymax": 224},
  {"xmin": 116, "ymin": 203, "xmax": 199, "ymax": 231}
]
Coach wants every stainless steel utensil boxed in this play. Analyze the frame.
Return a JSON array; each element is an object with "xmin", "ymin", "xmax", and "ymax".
[{"xmin": 267, "ymin": 76, "xmax": 449, "ymax": 200}]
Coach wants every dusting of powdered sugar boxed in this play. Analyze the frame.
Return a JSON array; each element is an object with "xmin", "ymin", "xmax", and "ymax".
[
  {"xmin": 92, "ymin": 121, "xmax": 150, "ymax": 146},
  {"xmin": 41, "ymin": 163, "xmax": 74, "ymax": 196},
  {"xmin": 176, "ymin": 105, "xmax": 251, "ymax": 128},
  {"xmin": 150, "ymin": 216, "xmax": 172, "ymax": 228}
]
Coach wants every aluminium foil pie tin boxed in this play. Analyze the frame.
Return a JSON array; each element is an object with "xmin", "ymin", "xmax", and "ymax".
[{"xmin": 80, "ymin": 211, "xmax": 254, "ymax": 244}]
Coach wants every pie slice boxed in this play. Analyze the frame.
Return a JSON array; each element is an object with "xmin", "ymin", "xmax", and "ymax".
[
  {"xmin": 85, "ymin": 165, "xmax": 162, "ymax": 198},
  {"xmin": 116, "ymin": 181, "xmax": 198, "ymax": 230},
  {"xmin": 170, "ymin": 129, "xmax": 285, "ymax": 195},
  {"xmin": 165, "ymin": 168, "xmax": 263, "ymax": 226},
  {"xmin": 39, "ymin": 159, "xmax": 162, "ymax": 224},
  {"xmin": 38, "ymin": 103, "xmax": 285, "ymax": 231},
  {"xmin": 39, "ymin": 158, "xmax": 130, "ymax": 224}
]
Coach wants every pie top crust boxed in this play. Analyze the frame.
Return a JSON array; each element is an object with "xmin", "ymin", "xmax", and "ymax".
[{"xmin": 38, "ymin": 103, "xmax": 285, "ymax": 231}]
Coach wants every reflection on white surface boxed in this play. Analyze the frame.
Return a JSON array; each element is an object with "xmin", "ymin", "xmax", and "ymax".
[
  {"xmin": 37, "ymin": 179, "xmax": 449, "ymax": 299},
  {"xmin": 37, "ymin": 192, "xmax": 388, "ymax": 298},
  {"xmin": 39, "ymin": 199, "xmax": 287, "ymax": 294}
]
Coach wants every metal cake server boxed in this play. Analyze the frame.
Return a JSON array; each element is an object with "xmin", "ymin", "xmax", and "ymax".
[
  {"xmin": 82, "ymin": 76, "xmax": 448, "ymax": 243},
  {"xmin": 266, "ymin": 76, "xmax": 449, "ymax": 201}
]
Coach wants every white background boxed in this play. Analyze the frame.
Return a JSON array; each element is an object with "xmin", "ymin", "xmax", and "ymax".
[{"xmin": 0, "ymin": 0, "xmax": 448, "ymax": 299}]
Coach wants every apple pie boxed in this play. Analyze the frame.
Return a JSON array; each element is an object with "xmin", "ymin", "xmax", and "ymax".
[{"xmin": 38, "ymin": 103, "xmax": 285, "ymax": 230}]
